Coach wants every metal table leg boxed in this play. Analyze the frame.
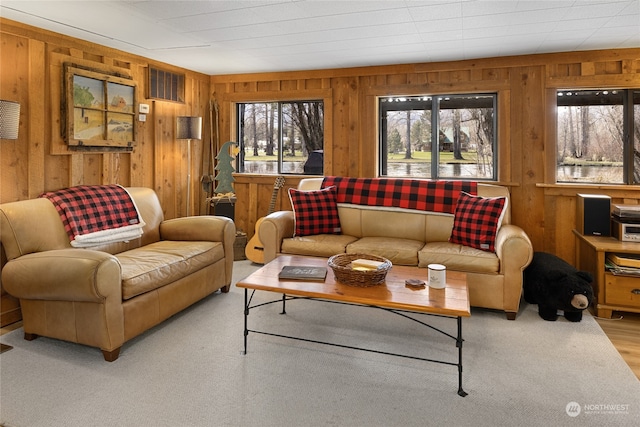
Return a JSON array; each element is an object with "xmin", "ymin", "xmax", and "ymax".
[
  {"xmin": 457, "ymin": 316, "xmax": 467, "ymax": 397},
  {"xmin": 242, "ymin": 288, "xmax": 249, "ymax": 355}
]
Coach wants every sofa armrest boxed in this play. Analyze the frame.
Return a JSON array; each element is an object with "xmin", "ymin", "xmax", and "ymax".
[
  {"xmin": 258, "ymin": 211, "xmax": 295, "ymax": 264},
  {"xmin": 495, "ymin": 224, "xmax": 534, "ymax": 272},
  {"xmin": 2, "ymin": 249, "xmax": 122, "ymax": 302},
  {"xmin": 494, "ymin": 224, "xmax": 534, "ymax": 314},
  {"xmin": 160, "ymin": 216, "xmax": 236, "ymax": 285},
  {"xmin": 160, "ymin": 216, "xmax": 234, "ymax": 242}
]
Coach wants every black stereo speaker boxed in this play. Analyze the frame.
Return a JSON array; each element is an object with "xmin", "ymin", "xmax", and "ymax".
[
  {"xmin": 576, "ymin": 194, "xmax": 611, "ymax": 237},
  {"xmin": 211, "ymin": 199, "xmax": 235, "ymax": 220}
]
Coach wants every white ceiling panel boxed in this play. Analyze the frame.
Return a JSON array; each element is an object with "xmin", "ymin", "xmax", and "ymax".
[
  {"xmin": 162, "ymin": 9, "xmax": 270, "ymax": 31},
  {"xmin": 407, "ymin": 3, "xmax": 464, "ymax": 21},
  {"xmin": 299, "ymin": 0, "xmax": 410, "ymax": 16},
  {"xmin": 463, "ymin": 1, "xmax": 520, "ymax": 15},
  {"xmin": 415, "ymin": 18, "xmax": 464, "ymax": 34},
  {"xmin": 511, "ymin": 1, "xmax": 576, "ymax": 13},
  {"xmin": 0, "ymin": 0, "xmax": 637, "ymax": 75},
  {"xmin": 568, "ymin": 1, "xmax": 632, "ymax": 17},
  {"xmin": 419, "ymin": 30, "xmax": 464, "ymax": 44}
]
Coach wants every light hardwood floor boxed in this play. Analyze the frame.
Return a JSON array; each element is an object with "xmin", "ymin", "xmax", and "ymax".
[
  {"xmin": 2, "ymin": 313, "xmax": 639, "ymax": 380},
  {"xmin": 595, "ymin": 311, "xmax": 640, "ymax": 380}
]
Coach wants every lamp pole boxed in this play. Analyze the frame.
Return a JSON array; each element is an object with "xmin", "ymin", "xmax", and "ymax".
[
  {"xmin": 176, "ymin": 116, "xmax": 202, "ymax": 217},
  {"xmin": 186, "ymin": 137, "xmax": 192, "ymax": 216}
]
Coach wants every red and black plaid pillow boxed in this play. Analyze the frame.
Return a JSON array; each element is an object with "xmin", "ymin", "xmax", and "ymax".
[
  {"xmin": 449, "ymin": 192, "xmax": 506, "ymax": 252},
  {"xmin": 289, "ymin": 186, "xmax": 342, "ymax": 237}
]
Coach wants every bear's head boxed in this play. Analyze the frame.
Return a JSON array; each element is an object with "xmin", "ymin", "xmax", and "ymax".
[{"xmin": 547, "ymin": 270, "xmax": 594, "ymax": 312}]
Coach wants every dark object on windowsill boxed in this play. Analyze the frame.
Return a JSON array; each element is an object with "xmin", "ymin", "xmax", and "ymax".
[{"xmin": 303, "ymin": 150, "xmax": 324, "ymax": 175}]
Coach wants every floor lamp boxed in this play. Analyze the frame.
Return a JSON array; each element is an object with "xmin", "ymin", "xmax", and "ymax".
[
  {"xmin": 0, "ymin": 99, "xmax": 20, "ymax": 354},
  {"xmin": 176, "ymin": 116, "xmax": 202, "ymax": 216}
]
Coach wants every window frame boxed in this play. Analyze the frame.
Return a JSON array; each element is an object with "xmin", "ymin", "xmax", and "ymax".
[
  {"xmin": 554, "ymin": 88, "xmax": 639, "ymax": 185},
  {"xmin": 378, "ymin": 93, "xmax": 498, "ymax": 181},
  {"xmin": 228, "ymin": 89, "xmax": 332, "ymax": 176}
]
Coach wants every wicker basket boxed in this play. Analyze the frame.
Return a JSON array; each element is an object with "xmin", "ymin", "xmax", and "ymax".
[{"xmin": 328, "ymin": 253, "xmax": 392, "ymax": 287}]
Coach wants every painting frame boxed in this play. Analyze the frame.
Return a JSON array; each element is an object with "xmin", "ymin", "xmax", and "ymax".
[{"xmin": 65, "ymin": 64, "xmax": 136, "ymax": 150}]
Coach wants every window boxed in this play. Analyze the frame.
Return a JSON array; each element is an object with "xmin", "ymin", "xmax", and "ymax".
[
  {"xmin": 379, "ymin": 94, "xmax": 497, "ymax": 180},
  {"xmin": 236, "ymin": 101, "xmax": 324, "ymax": 175},
  {"xmin": 557, "ymin": 89, "xmax": 640, "ymax": 184}
]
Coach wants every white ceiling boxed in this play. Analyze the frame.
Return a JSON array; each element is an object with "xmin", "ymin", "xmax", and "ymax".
[{"xmin": 1, "ymin": 0, "xmax": 639, "ymax": 75}]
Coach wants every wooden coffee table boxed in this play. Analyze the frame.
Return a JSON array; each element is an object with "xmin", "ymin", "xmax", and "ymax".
[{"xmin": 236, "ymin": 255, "xmax": 471, "ymax": 396}]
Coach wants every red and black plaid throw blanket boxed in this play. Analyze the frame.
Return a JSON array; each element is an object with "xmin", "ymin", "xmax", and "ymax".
[
  {"xmin": 40, "ymin": 184, "xmax": 144, "ymax": 247},
  {"xmin": 321, "ymin": 176, "xmax": 477, "ymax": 214}
]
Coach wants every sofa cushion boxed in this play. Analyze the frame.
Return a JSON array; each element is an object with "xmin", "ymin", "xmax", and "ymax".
[
  {"xmin": 449, "ymin": 191, "xmax": 506, "ymax": 252},
  {"xmin": 418, "ymin": 241, "xmax": 499, "ymax": 274},
  {"xmin": 289, "ymin": 186, "xmax": 342, "ymax": 237},
  {"xmin": 282, "ymin": 234, "xmax": 358, "ymax": 258},
  {"xmin": 117, "ymin": 240, "xmax": 224, "ymax": 300},
  {"xmin": 347, "ymin": 237, "xmax": 424, "ymax": 266}
]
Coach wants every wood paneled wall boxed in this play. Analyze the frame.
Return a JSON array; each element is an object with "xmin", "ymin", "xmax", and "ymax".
[
  {"xmin": 212, "ymin": 50, "xmax": 640, "ymax": 265},
  {"xmin": 2, "ymin": 17, "xmax": 640, "ymax": 267},
  {"xmin": 0, "ymin": 19, "xmax": 213, "ymax": 217}
]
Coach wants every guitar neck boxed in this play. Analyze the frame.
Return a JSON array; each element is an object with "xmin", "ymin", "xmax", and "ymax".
[
  {"xmin": 267, "ymin": 187, "xmax": 279, "ymax": 215},
  {"xmin": 265, "ymin": 176, "xmax": 284, "ymax": 216}
]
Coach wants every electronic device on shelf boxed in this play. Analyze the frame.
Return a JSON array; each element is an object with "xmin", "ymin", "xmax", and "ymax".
[
  {"xmin": 612, "ymin": 218, "xmax": 640, "ymax": 242},
  {"xmin": 611, "ymin": 204, "xmax": 640, "ymax": 242},
  {"xmin": 612, "ymin": 204, "xmax": 640, "ymax": 220},
  {"xmin": 576, "ymin": 194, "xmax": 611, "ymax": 236}
]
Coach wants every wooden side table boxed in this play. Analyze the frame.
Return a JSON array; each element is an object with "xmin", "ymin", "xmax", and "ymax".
[{"xmin": 574, "ymin": 230, "xmax": 640, "ymax": 318}]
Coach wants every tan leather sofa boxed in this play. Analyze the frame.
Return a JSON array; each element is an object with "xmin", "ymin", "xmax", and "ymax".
[
  {"xmin": 0, "ymin": 187, "xmax": 235, "ymax": 361},
  {"xmin": 259, "ymin": 178, "xmax": 533, "ymax": 319}
]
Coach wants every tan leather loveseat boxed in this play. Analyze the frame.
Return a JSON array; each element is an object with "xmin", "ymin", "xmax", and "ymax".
[
  {"xmin": 0, "ymin": 187, "xmax": 235, "ymax": 361},
  {"xmin": 259, "ymin": 178, "xmax": 533, "ymax": 320}
]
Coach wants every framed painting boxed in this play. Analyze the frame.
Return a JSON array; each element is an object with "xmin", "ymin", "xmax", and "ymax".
[{"xmin": 65, "ymin": 64, "xmax": 136, "ymax": 149}]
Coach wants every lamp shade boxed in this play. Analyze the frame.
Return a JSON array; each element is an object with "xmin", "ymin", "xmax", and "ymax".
[
  {"xmin": 176, "ymin": 116, "xmax": 202, "ymax": 140},
  {"xmin": 0, "ymin": 100, "xmax": 20, "ymax": 139}
]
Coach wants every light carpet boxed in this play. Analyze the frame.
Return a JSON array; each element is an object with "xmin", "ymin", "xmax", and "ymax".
[{"xmin": 1, "ymin": 260, "xmax": 638, "ymax": 427}]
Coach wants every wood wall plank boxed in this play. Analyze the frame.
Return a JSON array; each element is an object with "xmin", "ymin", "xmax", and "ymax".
[
  {"xmin": 27, "ymin": 39, "xmax": 46, "ymax": 198},
  {"xmin": 0, "ymin": 32, "xmax": 29, "ymax": 202}
]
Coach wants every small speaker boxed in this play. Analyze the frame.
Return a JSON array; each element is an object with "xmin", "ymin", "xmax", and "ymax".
[{"xmin": 576, "ymin": 194, "xmax": 611, "ymax": 236}]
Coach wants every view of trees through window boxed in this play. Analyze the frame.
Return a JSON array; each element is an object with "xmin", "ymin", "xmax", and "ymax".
[
  {"xmin": 557, "ymin": 89, "xmax": 640, "ymax": 184},
  {"xmin": 379, "ymin": 94, "xmax": 497, "ymax": 180},
  {"xmin": 236, "ymin": 101, "xmax": 324, "ymax": 175}
]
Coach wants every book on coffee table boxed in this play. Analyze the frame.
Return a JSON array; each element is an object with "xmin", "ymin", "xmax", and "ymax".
[{"xmin": 278, "ymin": 266, "xmax": 328, "ymax": 281}]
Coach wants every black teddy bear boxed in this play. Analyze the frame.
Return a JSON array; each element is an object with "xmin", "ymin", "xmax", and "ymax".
[{"xmin": 523, "ymin": 252, "xmax": 594, "ymax": 322}]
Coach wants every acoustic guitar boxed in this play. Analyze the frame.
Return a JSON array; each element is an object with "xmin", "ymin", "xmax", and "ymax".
[{"xmin": 245, "ymin": 176, "xmax": 285, "ymax": 264}]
